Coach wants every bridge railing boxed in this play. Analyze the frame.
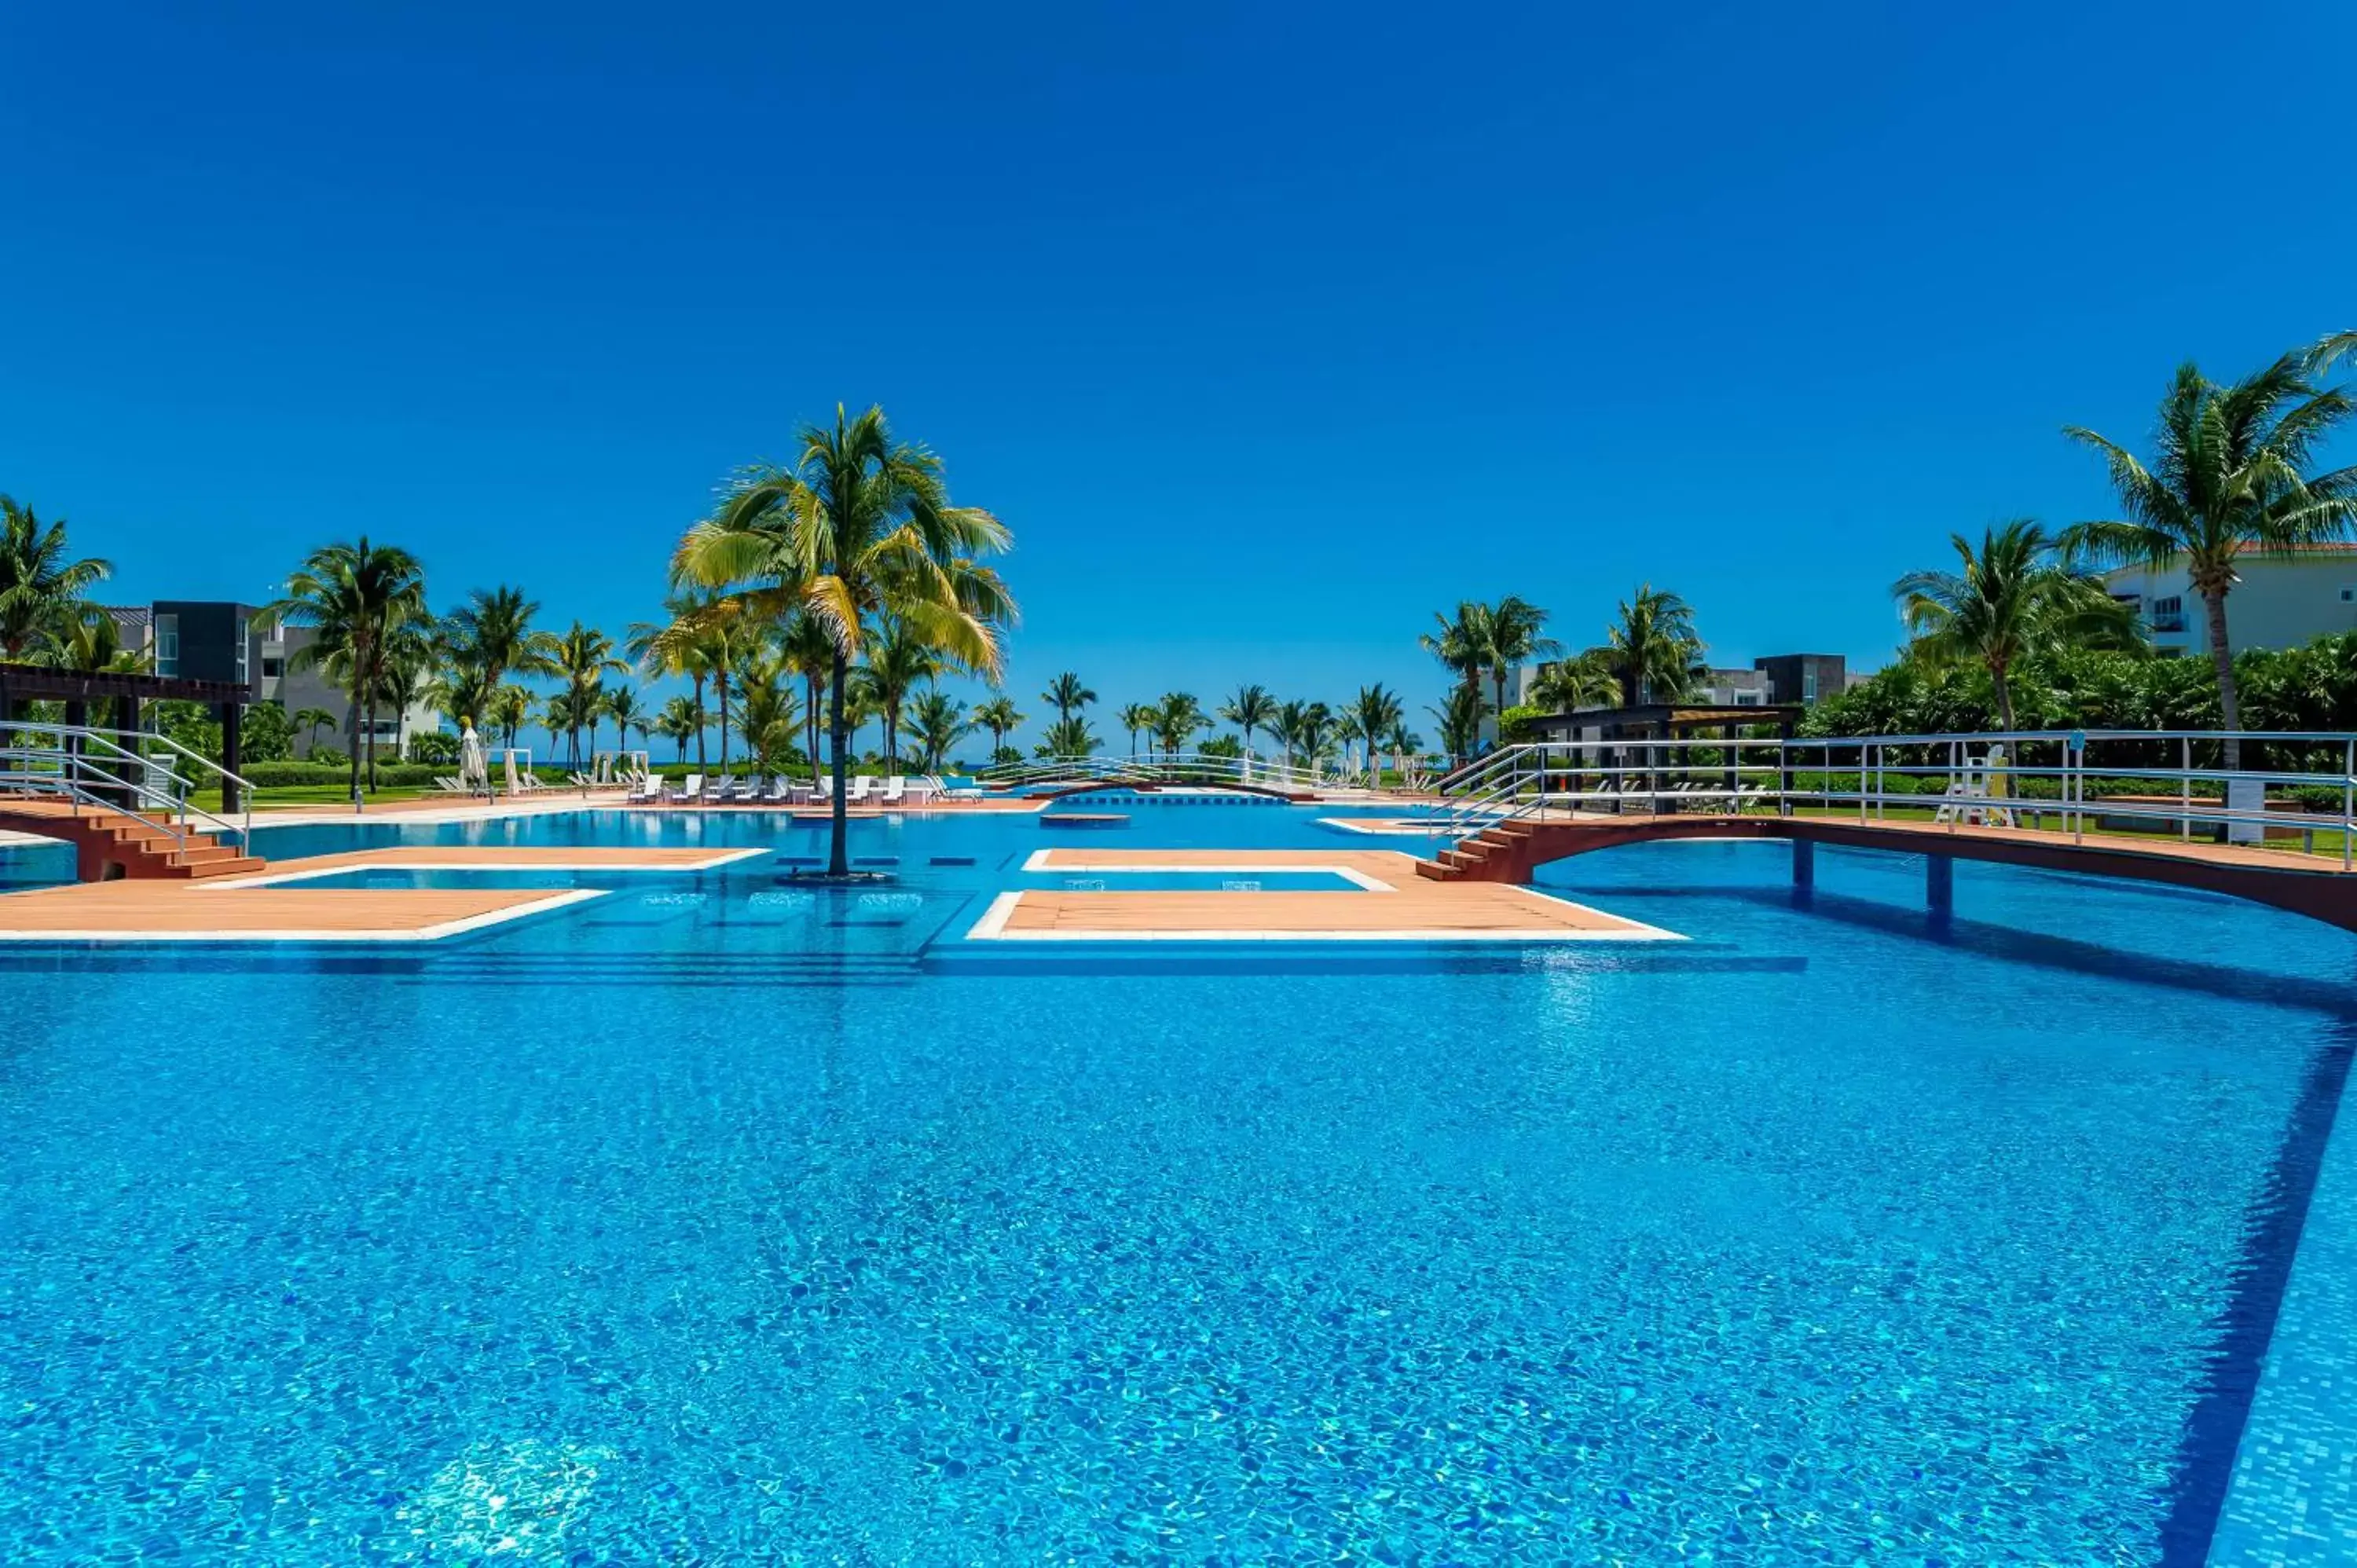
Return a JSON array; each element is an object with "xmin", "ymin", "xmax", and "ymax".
[
  {"xmin": 1425, "ymin": 729, "xmax": 2357, "ymax": 866},
  {"xmin": 978, "ymin": 751, "xmax": 1343, "ymax": 795}
]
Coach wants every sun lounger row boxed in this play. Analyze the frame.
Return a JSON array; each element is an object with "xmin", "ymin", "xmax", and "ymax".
[{"xmin": 638, "ymin": 774, "xmax": 948, "ymax": 806}]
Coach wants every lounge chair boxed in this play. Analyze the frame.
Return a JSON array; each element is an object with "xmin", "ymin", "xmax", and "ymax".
[
  {"xmin": 848, "ymin": 775, "xmax": 877, "ymax": 804},
  {"xmin": 879, "ymin": 776, "xmax": 907, "ymax": 807},
  {"xmin": 671, "ymin": 772, "xmax": 705, "ymax": 804},
  {"xmin": 628, "ymin": 771, "xmax": 664, "ymax": 804},
  {"xmin": 764, "ymin": 775, "xmax": 794, "ymax": 804},
  {"xmin": 813, "ymin": 774, "xmax": 834, "ymax": 802},
  {"xmin": 433, "ymin": 775, "xmax": 464, "ymax": 793}
]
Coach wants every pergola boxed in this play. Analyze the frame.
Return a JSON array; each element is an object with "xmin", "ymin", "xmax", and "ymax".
[{"xmin": 0, "ymin": 662, "xmax": 257, "ymax": 811}]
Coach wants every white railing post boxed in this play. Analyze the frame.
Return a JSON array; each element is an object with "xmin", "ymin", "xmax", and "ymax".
[
  {"xmin": 2181, "ymin": 735, "xmax": 2193, "ymax": 843},
  {"xmin": 2344, "ymin": 737, "xmax": 2353, "ymax": 872}
]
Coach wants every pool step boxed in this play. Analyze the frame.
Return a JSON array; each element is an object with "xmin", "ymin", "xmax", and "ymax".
[{"xmin": 0, "ymin": 800, "xmax": 270, "ymax": 881}]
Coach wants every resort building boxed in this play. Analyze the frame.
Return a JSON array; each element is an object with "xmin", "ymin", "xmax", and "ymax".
[
  {"xmin": 1519, "ymin": 652, "xmax": 1848, "ymax": 713},
  {"xmin": 102, "ymin": 599, "xmax": 436, "ymax": 757},
  {"xmin": 2103, "ymin": 546, "xmax": 2357, "ymax": 652}
]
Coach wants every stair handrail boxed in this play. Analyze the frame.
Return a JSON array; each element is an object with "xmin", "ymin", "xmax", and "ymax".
[
  {"xmin": 0, "ymin": 720, "xmax": 251, "ymax": 846},
  {"xmin": 0, "ymin": 749, "xmax": 199, "ymax": 855}
]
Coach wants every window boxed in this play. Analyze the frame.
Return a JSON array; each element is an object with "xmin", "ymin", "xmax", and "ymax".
[
  {"xmin": 261, "ymin": 655, "xmax": 283, "ymax": 679},
  {"xmin": 154, "ymin": 614, "xmax": 179, "ymax": 676},
  {"xmin": 1802, "ymin": 669, "xmax": 1818, "ymax": 702},
  {"xmin": 2150, "ymin": 595, "xmax": 2186, "ymax": 633},
  {"xmin": 235, "ymin": 634, "xmax": 250, "ymax": 687}
]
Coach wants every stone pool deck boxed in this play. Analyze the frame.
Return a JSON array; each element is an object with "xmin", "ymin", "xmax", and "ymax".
[{"xmin": 966, "ymin": 848, "xmax": 1676, "ymax": 942}]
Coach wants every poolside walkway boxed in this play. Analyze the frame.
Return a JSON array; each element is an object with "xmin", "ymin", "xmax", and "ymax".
[
  {"xmin": 0, "ymin": 845, "xmax": 762, "ymax": 942},
  {"xmin": 967, "ymin": 848, "xmax": 1675, "ymax": 943}
]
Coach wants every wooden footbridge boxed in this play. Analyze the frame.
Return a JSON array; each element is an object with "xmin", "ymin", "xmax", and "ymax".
[{"xmin": 1413, "ymin": 729, "xmax": 2357, "ymax": 932}]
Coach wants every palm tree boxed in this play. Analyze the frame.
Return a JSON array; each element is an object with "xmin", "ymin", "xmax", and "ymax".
[
  {"xmin": 442, "ymin": 584, "xmax": 559, "ymax": 694},
  {"xmin": 1528, "ymin": 652, "xmax": 1619, "ymax": 714},
  {"xmin": 906, "ymin": 686, "xmax": 971, "ymax": 771},
  {"xmin": 1269, "ymin": 699, "xmax": 1307, "ymax": 768},
  {"xmin": 1419, "ymin": 602, "xmax": 1490, "ymax": 712},
  {"xmin": 779, "ymin": 611, "xmax": 838, "ymax": 782},
  {"xmin": 1893, "ymin": 519, "xmax": 2143, "ymax": 729},
  {"xmin": 1219, "ymin": 683, "xmax": 1278, "ymax": 758},
  {"xmin": 1116, "ymin": 702, "xmax": 1157, "ymax": 757},
  {"xmin": 292, "ymin": 705, "xmax": 339, "ymax": 754},
  {"xmin": 1041, "ymin": 672, "xmax": 1096, "ymax": 727},
  {"xmin": 656, "ymin": 694, "xmax": 702, "ymax": 762},
  {"xmin": 627, "ymin": 592, "xmax": 726, "ymax": 771},
  {"xmin": 973, "ymin": 694, "xmax": 1025, "ymax": 763},
  {"xmin": 602, "ymin": 686, "xmax": 646, "ymax": 757},
  {"xmin": 734, "ymin": 650, "xmax": 800, "ymax": 774},
  {"xmin": 1478, "ymin": 596, "xmax": 1558, "ymax": 716},
  {"xmin": 1345, "ymin": 683, "xmax": 1405, "ymax": 780},
  {"xmin": 258, "ymin": 537, "xmax": 428, "ymax": 802},
  {"xmin": 1151, "ymin": 692, "xmax": 1207, "ymax": 759},
  {"xmin": 1427, "ymin": 686, "xmax": 1483, "ymax": 767},
  {"xmin": 1600, "ymin": 585, "xmax": 1706, "ymax": 707},
  {"xmin": 551, "ymin": 621, "xmax": 628, "ymax": 770},
  {"xmin": 1036, "ymin": 715, "xmax": 1098, "ymax": 757},
  {"xmin": 856, "ymin": 615, "xmax": 944, "ymax": 773},
  {"xmin": 0, "ymin": 497, "xmax": 111, "ymax": 720},
  {"xmin": 486, "ymin": 685, "xmax": 532, "ymax": 752},
  {"xmin": 2061, "ymin": 342, "xmax": 2357, "ymax": 768},
  {"xmin": 674, "ymin": 405, "xmax": 1015, "ymax": 877},
  {"xmin": 1291, "ymin": 701, "xmax": 1336, "ymax": 771}
]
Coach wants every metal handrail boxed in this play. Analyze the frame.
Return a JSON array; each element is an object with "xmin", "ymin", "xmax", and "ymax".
[
  {"xmin": 1424, "ymin": 729, "xmax": 2357, "ymax": 868},
  {"xmin": 0, "ymin": 726, "xmax": 251, "ymax": 847},
  {"xmin": 0, "ymin": 753, "xmax": 198, "ymax": 855},
  {"xmin": 0, "ymin": 720, "xmax": 254, "ymax": 845}
]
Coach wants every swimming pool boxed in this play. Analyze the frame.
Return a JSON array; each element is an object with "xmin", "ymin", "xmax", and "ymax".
[{"xmin": 0, "ymin": 802, "xmax": 2348, "ymax": 1560}]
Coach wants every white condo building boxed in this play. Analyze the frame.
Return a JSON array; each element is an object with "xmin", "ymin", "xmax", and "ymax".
[{"xmin": 2103, "ymin": 545, "xmax": 2357, "ymax": 654}]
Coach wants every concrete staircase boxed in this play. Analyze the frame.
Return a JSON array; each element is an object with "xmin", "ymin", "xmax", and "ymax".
[{"xmin": 0, "ymin": 803, "xmax": 266, "ymax": 881}]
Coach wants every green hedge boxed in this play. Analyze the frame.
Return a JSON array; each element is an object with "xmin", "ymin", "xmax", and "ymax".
[{"xmin": 240, "ymin": 760, "xmax": 578, "ymax": 787}]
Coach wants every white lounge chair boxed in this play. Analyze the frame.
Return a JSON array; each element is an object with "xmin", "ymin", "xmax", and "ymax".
[
  {"xmin": 813, "ymin": 774, "xmax": 834, "ymax": 801},
  {"xmin": 671, "ymin": 773, "xmax": 705, "ymax": 804},
  {"xmin": 628, "ymin": 771, "xmax": 664, "ymax": 804},
  {"xmin": 879, "ymin": 776, "xmax": 907, "ymax": 807},
  {"xmin": 848, "ymin": 775, "xmax": 877, "ymax": 804}
]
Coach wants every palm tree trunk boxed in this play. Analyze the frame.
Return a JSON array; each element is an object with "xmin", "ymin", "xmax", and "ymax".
[
  {"xmin": 692, "ymin": 674, "xmax": 707, "ymax": 769},
  {"xmin": 1992, "ymin": 664, "xmax": 2015, "ymax": 731},
  {"xmin": 346, "ymin": 695, "xmax": 361, "ymax": 804},
  {"xmin": 828, "ymin": 648, "xmax": 849, "ymax": 875},
  {"xmin": 717, "ymin": 680, "xmax": 731, "ymax": 773},
  {"xmin": 2205, "ymin": 589, "xmax": 2241, "ymax": 772}
]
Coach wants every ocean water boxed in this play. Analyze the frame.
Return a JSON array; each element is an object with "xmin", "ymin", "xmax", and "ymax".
[{"xmin": 0, "ymin": 804, "xmax": 2348, "ymax": 1563}]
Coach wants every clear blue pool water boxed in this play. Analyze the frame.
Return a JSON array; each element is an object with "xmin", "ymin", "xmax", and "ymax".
[{"xmin": 0, "ymin": 803, "xmax": 2350, "ymax": 1562}]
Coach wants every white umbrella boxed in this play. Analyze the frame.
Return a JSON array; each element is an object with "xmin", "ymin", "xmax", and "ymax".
[{"xmin": 460, "ymin": 724, "xmax": 487, "ymax": 793}]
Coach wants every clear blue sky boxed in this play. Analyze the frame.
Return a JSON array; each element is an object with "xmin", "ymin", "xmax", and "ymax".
[{"xmin": 5, "ymin": 2, "xmax": 2352, "ymax": 745}]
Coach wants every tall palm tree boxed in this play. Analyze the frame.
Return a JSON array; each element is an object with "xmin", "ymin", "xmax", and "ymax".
[
  {"xmin": 734, "ymin": 650, "xmax": 800, "ymax": 774},
  {"xmin": 657, "ymin": 694, "xmax": 702, "ymax": 762},
  {"xmin": 258, "ymin": 537, "xmax": 428, "ymax": 802},
  {"xmin": 1479, "ymin": 596, "xmax": 1558, "ymax": 716},
  {"xmin": 906, "ymin": 686, "xmax": 971, "ymax": 772},
  {"xmin": 1219, "ymin": 683, "xmax": 1278, "ymax": 757},
  {"xmin": 1345, "ymin": 683, "xmax": 1405, "ymax": 779},
  {"xmin": 442, "ymin": 584, "xmax": 559, "ymax": 694},
  {"xmin": 1893, "ymin": 519, "xmax": 2143, "ymax": 729},
  {"xmin": 855, "ymin": 615, "xmax": 943, "ymax": 773},
  {"xmin": 2061, "ymin": 342, "xmax": 2357, "ymax": 768},
  {"xmin": 602, "ymin": 686, "xmax": 646, "ymax": 757},
  {"xmin": 674, "ymin": 405, "xmax": 1015, "ymax": 876},
  {"xmin": 1419, "ymin": 602, "xmax": 1490, "ymax": 712},
  {"xmin": 1600, "ymin": 585, "xmax": 1705, "ymax": 707},
  {"xmin": 1117, "ymin": 702, "xmax": 1157, "ymax": 758},
  {"xmin": 1270, "ymin": 700, "xmax": 1307, "ymax": 768},
  {"xmin": 973, "ymin": 694, "xmax": 1025, "ymax": 763},
  {"xmin": 549, "ymin": 621, "xmax": 628, "ymax": 769},
  {"xmin": 0, "ymin": 498, "xmax": 111, "ymax": 720},
  {"xmin": 1041, "ymin": 672, "xmax": 1096, "ymax": 727},
  {"xmin": 1291, "ymin": 701, "xmax": 1336, "ymax": 771}
]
